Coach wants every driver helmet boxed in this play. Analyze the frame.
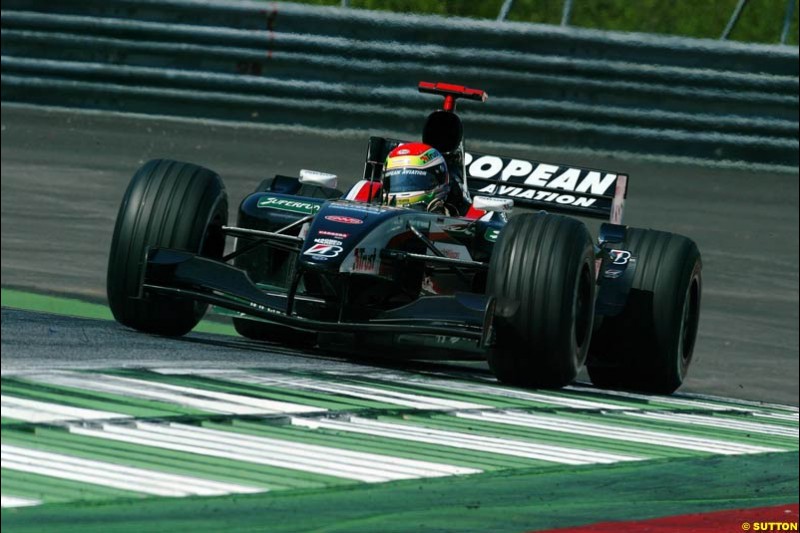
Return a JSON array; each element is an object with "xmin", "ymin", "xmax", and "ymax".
[{"xmin": 382, "ymin": 142, "xmax": 449, "ymax": 212}]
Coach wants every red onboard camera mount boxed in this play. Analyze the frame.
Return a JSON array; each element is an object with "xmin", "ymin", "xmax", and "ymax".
[{"xmin": 418, "ymin": 81, "xmax": 488, "ymax": 112}]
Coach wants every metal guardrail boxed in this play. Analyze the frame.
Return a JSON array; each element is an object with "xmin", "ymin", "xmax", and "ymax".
[{"xmin": 1, "ymin": 0, "xmax": 797, "ymax": 168}]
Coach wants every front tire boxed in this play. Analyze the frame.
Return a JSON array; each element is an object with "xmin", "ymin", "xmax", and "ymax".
[
  {"xmin": 487, "ymin": 213, "xmax": 596, "ymax": 388},
  {"xmin": 107, "ymin": 159, "xmax": 228, "ymax": 336},
  {"xmin": 588, "ymin": 228, "xmax": 702, "ymax": 394}
]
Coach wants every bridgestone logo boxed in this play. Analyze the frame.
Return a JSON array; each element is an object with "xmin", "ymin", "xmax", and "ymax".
[{"xmin": 257, "ymin": 196, "xmax": 322, "ymax": 214}]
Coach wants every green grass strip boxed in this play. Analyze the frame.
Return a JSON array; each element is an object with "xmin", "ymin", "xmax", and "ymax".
[
  {"xmin": 1, "ymin": 289, "xmax": 236, "ymax": 336},
  {"xmin": 268, "ymin": 0, "xmax": 800, "ymax": 45},
  {"xmin": 2, "ymin": 452, "xmax": 796, "ymax": 532}
]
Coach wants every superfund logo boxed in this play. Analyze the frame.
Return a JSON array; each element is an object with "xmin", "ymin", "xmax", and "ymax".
[
  {"xmin": 465, "ymin": 152, "xmax": 621, "ymax": 208},
  {"xmin": 257, "ymin": 196, "xmax": 321, "ymax": 214}
]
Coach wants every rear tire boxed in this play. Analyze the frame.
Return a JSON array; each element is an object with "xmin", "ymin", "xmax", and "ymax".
[
  {"xmin": 487, "ymin": 213, "xmax": 596, "ymax": 388},
  {"xmin": 107, "ymin": 159, "xmax": 228, "ymax": 336},
  {"xmin": 587, "ymin": 228, "xmax": 702, "ymax": 394}
]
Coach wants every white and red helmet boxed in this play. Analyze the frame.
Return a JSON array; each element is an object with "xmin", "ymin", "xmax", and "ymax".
[{"xmin": 382, "ymin": 142, "xmax": 449, "ymax": 211}]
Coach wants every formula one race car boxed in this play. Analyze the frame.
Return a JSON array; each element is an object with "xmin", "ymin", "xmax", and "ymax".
[{"xmin": 107, "ymin": 81, "xmax": 702, "ymax": 394}]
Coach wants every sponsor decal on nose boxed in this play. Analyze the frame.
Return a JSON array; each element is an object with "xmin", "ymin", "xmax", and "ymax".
[
  {"xmin": 303, "ymin": 243, "xmax": 343, "ymax": 259},
  {"xmin": 324, "ymin": 215, "xmax": 363, "ymax": 225},
  {"xmin": 257, "ymin": 196, "xmax": 321, "ymax": 214}
]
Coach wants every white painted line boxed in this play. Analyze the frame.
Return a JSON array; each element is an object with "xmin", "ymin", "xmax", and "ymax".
[
  {"xmin": 753, "ymin": 412, "xmax": 800, "ymax": 422},
  {"xmin": 624, "ymin": 411, "xmax": 799, "ymax": 438},
  {"xmin": 151, "ymin": 368, "xmax": 238, "ymax": 375},
  {"xmin": 339, "ymin": 371, "xmax": 634, "ymax": 411},
  {"xmin": 456, "ymin": 412, "xmax": 783, "ymax": 455},
  {"xmin": 171, "ymin": 422, "xmax": 478, "ymax": 475},
  {"xmin": 1, "ymin": 444, "xmax": 264, "ymax": 497},
  {"xmin": 291, "ymin": 417, "xmax": 642, "ymax": 465},
  {"xmin": 143, "ymin": 422, "xmax": 478, "ymax": 478},
  {"xmin": 1, "ymin": 495, "xmax": 41, "ymax": 508},
  {"xmin": 153, "ymin": 368, "xmax": 799, "ymax": 416},
  {"xmin": 1, "ymin": 395, "xmax": 130, "ymax": 423},
  {"xmin": 216, "ymin": 367, "xmax": 626, "ymax": 412},
  {"xmin": 565, "ymin": 385, "xmax": 757, "ymax": 413},
  {"xmin": 29, "ymin": 372, "xmax": 324, "ymax": 415},
  {"xmin": 1, "ymin": 457, "xmax": 183, "ymax": 498},
  {"xmin": 69, "ymin": 422, "xmax": 479, "ymax": 483},
  {"xmin": 673, "ymin": 391, "xmax": 799, "ymax": 413},
  {"xmin": 205, "ymin": 373, "xmax": 489, "ymax": 410}
]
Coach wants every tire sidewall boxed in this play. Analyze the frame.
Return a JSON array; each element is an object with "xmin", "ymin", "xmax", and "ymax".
[
  {"xmin": 569, "ymin": 243, "xmax": 596, "ymax": 372},
  {"xmin": 662, "ymin": 253, "xmax": 702, "ymax": 384}
]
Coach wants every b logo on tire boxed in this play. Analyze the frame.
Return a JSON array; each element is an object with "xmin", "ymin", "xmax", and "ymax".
[{"xmin": 609, "ymin": 249, "xmax": 631, "ymax": 265}]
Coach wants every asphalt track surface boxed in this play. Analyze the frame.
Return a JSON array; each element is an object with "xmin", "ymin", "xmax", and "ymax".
[
  {"xmin": 1, "ymin": 307, "xmax": 482, "ymax": 378},
  {"xmin": 1, "ymin": 104, "xmax": 798, "ymax": 405}
]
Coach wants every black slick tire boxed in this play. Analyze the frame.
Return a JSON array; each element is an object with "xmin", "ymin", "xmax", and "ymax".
[
  {"xmin": 587, "ymin": 228, "xmax": 702, "ymax": 394},
  {"xmin": 487, "ymin": 213, "xmax": 596, "ymax": 388},
  {"xmin": 107, "ymin": 159, "xmax": 228, "ymax": 336}
]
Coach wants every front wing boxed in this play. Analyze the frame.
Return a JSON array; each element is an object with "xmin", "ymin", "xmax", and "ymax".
[{"xmin": 143, "ymin": 248, "xmax": 495, "ymax": 346}]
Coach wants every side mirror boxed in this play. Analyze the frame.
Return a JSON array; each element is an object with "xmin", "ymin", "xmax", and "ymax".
[
  {"xmin": 472, "ymin": 195, "xmax": 513, "ymax": 213},
  {"xmin": 299, "ymin": 169, "xmax": 338, "ymax": 189}
]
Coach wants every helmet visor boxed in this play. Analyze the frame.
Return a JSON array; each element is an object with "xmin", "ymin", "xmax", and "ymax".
[{"xmin": 384, "ymin": 163, "xmax": 446, "ymax": 193}]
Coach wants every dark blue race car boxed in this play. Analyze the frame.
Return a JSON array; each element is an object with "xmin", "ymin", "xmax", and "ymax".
[{"xmin": 107, "ymin": 82, "xmax": 702, "ymax": 394}]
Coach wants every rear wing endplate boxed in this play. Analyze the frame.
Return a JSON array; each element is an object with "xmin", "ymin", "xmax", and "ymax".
[{"xmin": 465, "ymin": 152, "xmax": 629, "ymax": 223}]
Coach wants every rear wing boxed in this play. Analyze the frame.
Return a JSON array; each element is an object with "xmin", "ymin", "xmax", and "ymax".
[
  {"xmin": 465, "ymin": 152, "xmax": 629, "ymax": 223},
  {"xmin": 362, "ymin": 137, "xmax": 629, "ymax": 223}
]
